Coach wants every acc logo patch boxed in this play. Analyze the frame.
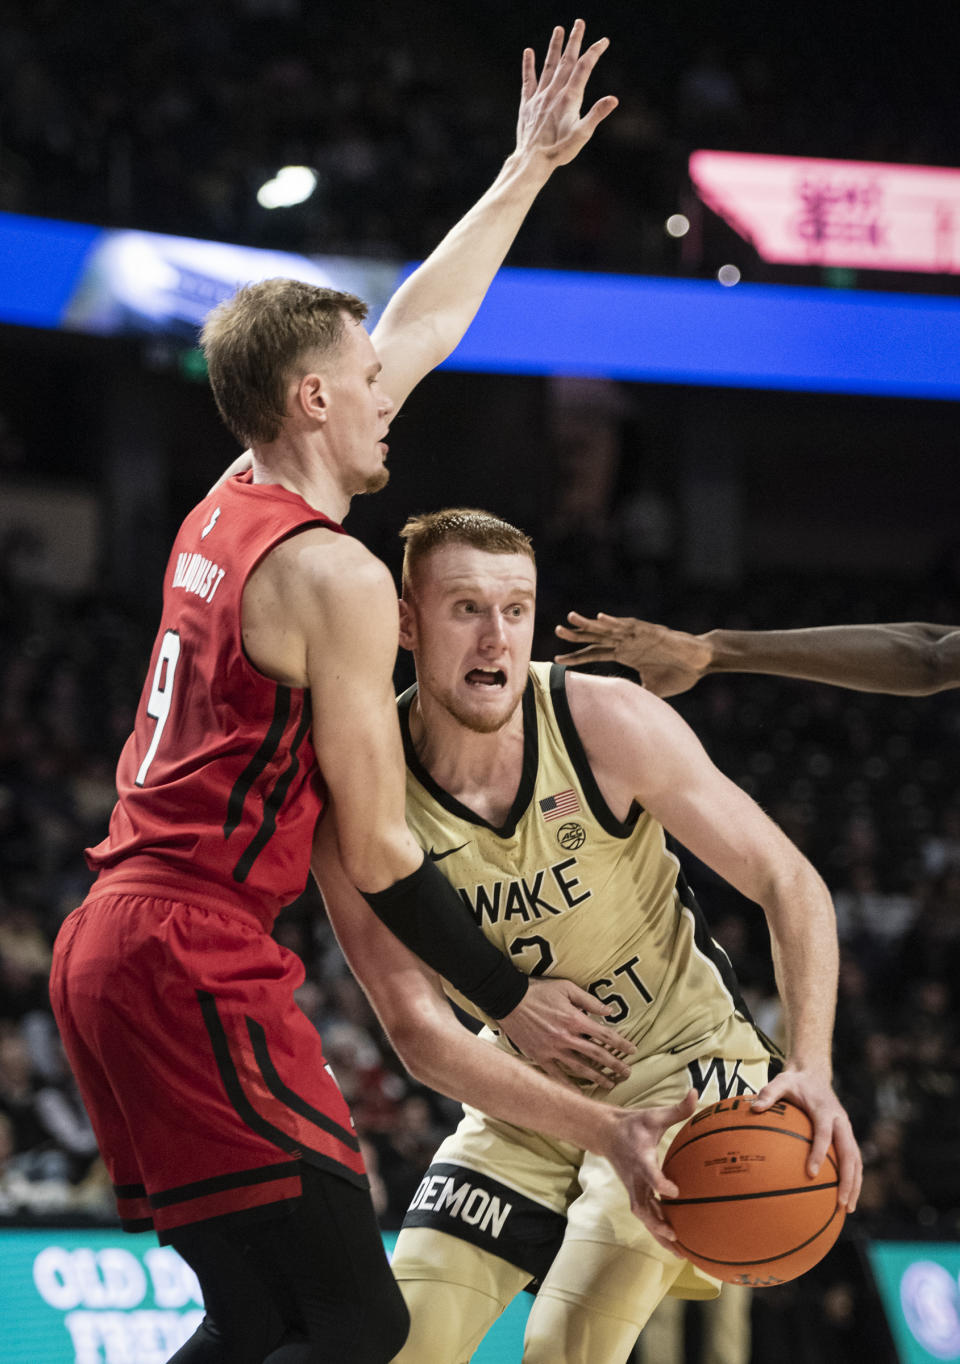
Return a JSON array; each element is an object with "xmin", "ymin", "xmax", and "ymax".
[{"xmin": 556, "ymin": 821, "xmax": 585, "ymax": 851}]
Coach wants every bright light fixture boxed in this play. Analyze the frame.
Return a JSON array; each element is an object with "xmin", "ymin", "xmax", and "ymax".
[
  {"xmin": 717, "ymin": 264, "xmax": 741, "ymax": 286},
  {"xmin": 665, "ymin": 213, "xmax": 690, "ymax": 238},
  {"xmin": 256, "ymin": 166, "xmax": 318, "ymax": 210}
]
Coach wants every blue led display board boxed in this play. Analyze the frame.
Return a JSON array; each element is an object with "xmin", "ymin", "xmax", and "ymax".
[{"xmin": 2, "ymin": 210, "xmax": 960, "ymax": 399}]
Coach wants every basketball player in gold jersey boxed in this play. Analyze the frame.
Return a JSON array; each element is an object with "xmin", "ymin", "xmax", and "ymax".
[{"xmin": 313, "ymin": 510, "xmax": 862, "ymax": 1364}]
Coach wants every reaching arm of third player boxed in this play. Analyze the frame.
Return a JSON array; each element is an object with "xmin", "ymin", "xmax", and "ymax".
[{"xmin": 556, "ymin": 613, "xmax": 960, "ymax": 697}]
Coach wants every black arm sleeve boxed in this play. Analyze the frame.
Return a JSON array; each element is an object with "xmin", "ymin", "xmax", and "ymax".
[{"xmin": 361, "ymin": 855, "xmax": 529, "ymax": 1019}]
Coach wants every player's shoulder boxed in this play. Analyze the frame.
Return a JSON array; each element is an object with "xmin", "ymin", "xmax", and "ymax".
[
  {"xmin": 272, "ymin": 531, "xmax": 398, "ymax": 633},
  {"xmin": 564, "ymin": 668, "xmax": 655, "ymax": 715},
  {"xmin": 564, "ymin": 669, "xmax": 679, "ymax": 751},
  {"xmin": 269, "ymin": 524, "xmax": 390, "ymax": 586}
]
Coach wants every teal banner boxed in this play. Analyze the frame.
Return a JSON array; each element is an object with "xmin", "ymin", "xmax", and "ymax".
[
  {"xmin": 868, "ymin": 1242, "xmax": 960, "ymax": 1363},
  {"xmin": 0, "ymin": 1226, "xmax": 532, "ymax": 1362}
]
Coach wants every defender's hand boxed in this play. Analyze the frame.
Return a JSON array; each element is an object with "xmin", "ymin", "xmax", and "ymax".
[
  {"xmin": 555, "ymin": 612, "xmax": 711, "ymax": 698},
  {"xmin": 498, "ymin": 976, "xmax": 636, "ymax": 1089},
  {"xmin": 515, "ymin": 20, "xmax": 618, "ymax": 171}
]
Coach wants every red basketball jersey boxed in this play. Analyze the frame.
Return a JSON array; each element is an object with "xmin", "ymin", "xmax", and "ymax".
[{"xmin": 87, "ymin": 473, "xmax": 344, "ymax": 927}]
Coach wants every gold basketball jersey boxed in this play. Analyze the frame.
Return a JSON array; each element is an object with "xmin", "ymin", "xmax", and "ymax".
[{"xmin": 399, "ymin": 664, "xmax": 770, "ymax": 1071}]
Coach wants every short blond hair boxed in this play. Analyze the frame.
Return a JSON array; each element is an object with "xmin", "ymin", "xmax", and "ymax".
[
  {"xmin": 200, "ymin": 279, "xmax": 368, "ymax": 445},
  {"xmin": 400, "ymin": 508, "xmax": 535, "ymax": 596}
]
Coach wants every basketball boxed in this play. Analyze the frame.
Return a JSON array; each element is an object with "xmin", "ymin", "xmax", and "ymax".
[{"xmin": 660, "ymin": 1097, "xmax": 845, "ymax": 1286}]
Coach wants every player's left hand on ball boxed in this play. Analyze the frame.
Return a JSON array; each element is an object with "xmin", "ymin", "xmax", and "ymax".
[
  {"xmin": 751, "ymin": 1067, "xmax": 863, "ymax": 1213},
  {"xmin": 605, "ymin": 1088, "xmax": 698, "ymax": 1251}
]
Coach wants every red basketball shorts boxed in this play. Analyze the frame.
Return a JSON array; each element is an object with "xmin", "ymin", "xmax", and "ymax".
[{"xmin": 50, "ymin": 890, "xmax": 366, "ymax": 1242}]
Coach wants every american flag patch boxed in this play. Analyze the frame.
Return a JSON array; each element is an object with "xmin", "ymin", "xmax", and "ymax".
[{"xmin": 539, "ymin": 788, "xmax": 581, "ymax": 821}]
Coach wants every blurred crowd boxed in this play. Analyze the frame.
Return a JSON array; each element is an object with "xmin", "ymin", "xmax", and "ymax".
[
  {"xmin": 1, "ymin": 0, "xmax": 957, "ymax": 275},
  {"xmin": 2, "ymin": 7, "xmax": 960, "ymax": 1358}
]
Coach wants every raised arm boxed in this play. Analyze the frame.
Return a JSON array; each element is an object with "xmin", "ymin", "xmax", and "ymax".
[
  {"xmin": 208, "ymin": 23, "xmax": 615, "ymax": 490},
  {"xmin": 556, "ymin": 614, "xmax": 960, "ymax": 697},
  {"xmin": 312, "ymin": 811, "xmax": 696, "ymax": 1245},
  {"xmin": 566, "ymin": 672, "xmax": 862, "ymax": 1211},
  {"xmin": 372, "ymin": 19, "xmax": 617, "ymax": 409}
]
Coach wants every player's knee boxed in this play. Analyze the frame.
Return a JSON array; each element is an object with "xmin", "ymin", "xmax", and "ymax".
[
  {"xmin": 345, "ymin": 1276, "xmax": 409, "ymax": 1363},
  {"xmin": 523, "ymin": 1298, "xmax": 642, "ymax": 1364},
  {"xmin": 374, "ymin": 1286, "xmax": 410, "ymax": 1362},
  {"xmin": 392, "ymin": 1278, "xmax": 501, "ymax": 1364}
]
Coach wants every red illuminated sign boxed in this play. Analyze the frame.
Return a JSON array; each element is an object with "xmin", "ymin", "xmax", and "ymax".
[{"xmin": 689, "ymin": 150, "xmax": 960, "ymax": 274}]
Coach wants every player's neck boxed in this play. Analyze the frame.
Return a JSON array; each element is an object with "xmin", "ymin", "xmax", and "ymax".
[
  {"xmin": 410, "ymin": 693, "xmax": 525, "ymax": 824},
  {"xmin": 250, "ymin": 438, "xmax": 351, "ymax": 523}
]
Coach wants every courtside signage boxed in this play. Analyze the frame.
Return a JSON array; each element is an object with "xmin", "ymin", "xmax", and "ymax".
[
  {"xmin": 868, "ymin": 1241, "xmax": 960, "ymax": 1362},
  {"xmin": 0, "ymin": 1227, "xmax": 531, "ymax": 1361},
  {"xmin": 0, "ymin": 1228, "xmax": 203, "ymax": 1362}
]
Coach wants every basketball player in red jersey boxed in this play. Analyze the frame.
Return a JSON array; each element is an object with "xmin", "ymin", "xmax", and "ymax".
[{"xmin": 47, "ymin": 25, "xmax": 691, "ymax": 1364}]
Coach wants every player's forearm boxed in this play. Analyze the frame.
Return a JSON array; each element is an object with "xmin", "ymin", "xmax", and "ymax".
[
  {"xmin": 703, "ymin": 623, "xmax": 960, "ymax": 695},
  {"xmin": 392, "ymin": 1009, "xmax": 620, "ymax": 1153},
  {"xmin": 373, "ymin": 153, "xmax": 552, "ymax": 377},
  {"xmin": 762, "ymin": 865, "xmax": 838, "ymax": 1075}
]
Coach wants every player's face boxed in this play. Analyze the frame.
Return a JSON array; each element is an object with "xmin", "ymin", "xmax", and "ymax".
[
  {"xmin": 404, "ymin": 545, "xmax": 537, "ymax": 734},
  {"xmin": 321, "ymin": 318, "xmax": 394, "ymax": 495}
]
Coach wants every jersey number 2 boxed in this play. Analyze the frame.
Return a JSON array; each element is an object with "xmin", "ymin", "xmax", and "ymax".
[
  {"xmin": 135, "ymin": 630, "xmax": 181, "ymax": 786},
  {"xmin": 509, "ymin": 934, "xmax": 556, "ymax": 977}
]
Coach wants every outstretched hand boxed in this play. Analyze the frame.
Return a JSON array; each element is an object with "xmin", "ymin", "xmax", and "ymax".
[
  {"xmin": 603, "ymin": 1088, "xmax": 698, "ymax": 1251},
  {"xmin": 497, "ymin": 976, "xmax": 637, "ymax": 1089},
  {"xmin": 515, "ymin": 20, "xmax": 618, "ymax": 170},
  {"xmin": 555, "ymin": 611, "xmax": 711, "ymax": 697}
]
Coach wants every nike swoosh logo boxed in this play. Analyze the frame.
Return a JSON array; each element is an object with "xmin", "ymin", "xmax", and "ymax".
[{"xmin": 427, "ymin": 843, "xmax": 469, "ymax": 862}]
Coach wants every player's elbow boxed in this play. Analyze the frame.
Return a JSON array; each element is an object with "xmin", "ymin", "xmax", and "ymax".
[
  {"xmin": 339, "ymin": 827, "xmax": 422, "ymax": 894},
  {"xmin": 920, "ymin": 633, "xmax": 960, "ymax": 694},
  {"xmin": 386, "ymin": 1013, "xmax": 450, "ymax": 1089},
  {"xmin": 756, "ymin": 850, "xmax": 828, "ymax": 917}
]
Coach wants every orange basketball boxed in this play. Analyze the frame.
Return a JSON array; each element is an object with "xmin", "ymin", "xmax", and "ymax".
[{"xmin": 660, "ymin": 1097, "xmax": 845, "ymax": 1286}]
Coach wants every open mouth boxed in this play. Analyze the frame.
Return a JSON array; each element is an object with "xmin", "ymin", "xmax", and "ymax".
[{"xmin": 466, "ymin": 668, "xmax": 506, "ymax": 688}]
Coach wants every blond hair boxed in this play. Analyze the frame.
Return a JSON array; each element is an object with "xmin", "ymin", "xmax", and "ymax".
[
  {"xmin": 400, "ymin": 508, "xmax": 535, "ymax": 595},
  {"xmin": 200, "ymin": 279, "xmax": 368, "ymax": 445}
]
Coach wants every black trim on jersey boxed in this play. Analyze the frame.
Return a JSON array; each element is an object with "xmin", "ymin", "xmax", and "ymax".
[
  {"xmin": 674, "ymin": 866, "xmax": 765, "ymax": 1038},
  {"xmin": 113, "ymin": 1180, "xmax": 148, "ymax": 1199},
  {"xmin": 224, "ymin": 686, "xmax": 292, "ymax": 839},
  {"xmin": 121, "ymin": 1216, "xmax": 155, "ymax": 1233},
  {"xmin": 547, "ymin": 664, "xmax": 642, "ymax": 838},
  {"xmin": 150, "ymin": 1161, "xmax": 299, "ymax": 1209},
  {"xmin": 246, "ymin": 1015, "xmax": 360, "ymax": 1154},
  {"xmin": 197, "ymin": 991, "xmax": 367, "ymax": 1190},
  {"xmin": 158, "ymin": 1196, "xmax": 301, "ymax": 1247},
  {"xmin": 232, "ymin": 699, "xmax": 313, "ymax": 883},
  {"xmin": 402, "ymin": 1160, "xmax": 567, "ymax": 1283},
  {"xmin": 397, "ymin": 682, "xmax": 539, "ymax": 838}
]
